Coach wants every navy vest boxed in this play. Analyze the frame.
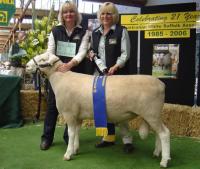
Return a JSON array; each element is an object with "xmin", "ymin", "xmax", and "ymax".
[
  {"xmin": 52, "ymin": 25, "xmax": 86, "ymax": 73},
  {"xmin": 91, "ymin": 25, "xmax": 127, "ymax": 75}
]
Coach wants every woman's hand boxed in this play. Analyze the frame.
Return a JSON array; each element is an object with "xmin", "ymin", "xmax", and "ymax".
[
  {"xmin": 57, "ymin": 60, "xmax": 77, "ymax": 73},
  {"xmin": 108, "ymin": 64, "xmax": 119, "ymax": 75}
]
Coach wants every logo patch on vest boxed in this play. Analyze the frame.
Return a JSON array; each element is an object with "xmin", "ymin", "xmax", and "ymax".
[
  {"xmin": 109, "ymin": 38, "xmax": 117, "ymax": 44},
  {"xmin": 73, "ymin": 35, "xmax": 80, "ymax": 40}
]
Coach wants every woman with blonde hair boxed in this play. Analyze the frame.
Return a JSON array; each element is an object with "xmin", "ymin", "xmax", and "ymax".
[
  {"xmin": 88, "ymin": 2, "xmax": 133, "ymax": 153},
  {"xmin": 40, "ymin": 1, "xmax": 89, "ymax": 150}
]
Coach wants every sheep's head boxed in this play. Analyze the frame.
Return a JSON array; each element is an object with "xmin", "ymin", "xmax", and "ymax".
[
  {"xmin": 26, "ymin": 52, "xmax": 60, "ymax": 74},
  {"xmin": 4, "ymin": 61, "xmax": 11, "ymax": 70}
]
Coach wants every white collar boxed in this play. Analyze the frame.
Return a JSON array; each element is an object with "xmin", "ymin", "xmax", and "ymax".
[{"xmin": 95, "ymin": 24, "xmax": 116, "ymax": 34}]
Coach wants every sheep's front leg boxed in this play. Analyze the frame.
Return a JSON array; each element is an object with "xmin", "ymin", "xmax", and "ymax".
[
  {"xmin": 73, "ymin": 121, "xmax": 82, "ymax": 155},
  {"xmin": 63, "ymin": 123, "xmax": 76, "ymax": 160}
]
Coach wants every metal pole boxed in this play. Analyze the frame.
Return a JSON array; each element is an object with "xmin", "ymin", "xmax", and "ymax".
[
  {"xmin": 32, "ymin": 0, "xmax": 36, "ymax": 30},
  {"xmin": 193, "ymin": 33, "xmax": 200, "ymax": 107}
]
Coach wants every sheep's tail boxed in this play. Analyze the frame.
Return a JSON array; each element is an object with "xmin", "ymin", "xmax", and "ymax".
[{"xmin": 138, "ymin": 120, "xmax": 149, "ymax": 140}]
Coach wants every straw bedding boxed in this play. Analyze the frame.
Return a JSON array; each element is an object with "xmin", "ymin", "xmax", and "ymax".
[
  {"xmin": 20, "ymin": 90, "xmax": 47, "ymax": 120},
  {"xmin": 20, "ymin": 90, "xmax": 200, "ymax": 137}
]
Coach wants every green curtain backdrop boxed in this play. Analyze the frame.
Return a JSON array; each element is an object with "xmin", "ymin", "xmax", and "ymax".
[{"xmin": 0, "ymin": 75, "xmax": 23, "ymax": 128}]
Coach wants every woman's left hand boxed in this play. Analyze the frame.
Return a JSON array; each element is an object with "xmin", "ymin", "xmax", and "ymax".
[
  {"xmin": 57, "ymin": 62, "xmax": 73, "ymax": 72},
  {"xmin": 108, "ymin": 64, "xmax": 119, "ymax": 75},
  {"xmin": 57, "ymin": 60, "xmax": 78, "ymax": 73}
]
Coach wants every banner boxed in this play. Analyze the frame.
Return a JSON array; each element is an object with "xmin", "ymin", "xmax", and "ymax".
[
  {"xmin": 121, "ymin": 11, "xmax": 200, "ymax": 30},
  {"xmin": 0, "ymin": 0, "xmax": 15, "ymax": 26},
  {"xmin": 122, "ymin": 22, "xmax": 198, "ymax": 31},
  {"xmin": 145, "ymin": 29, "xmax": 190, "ymax": 38},
  {"xmin": 121, "ymin": 11, "xmax": 200, "ymax": 39}
]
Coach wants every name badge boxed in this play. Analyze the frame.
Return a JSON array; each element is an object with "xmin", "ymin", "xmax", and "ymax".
[
  {"xmin": 56, "ymin": 41, "xmax": 76, "ymax": 57},
  {"xmin": 109, "ymin": 38, "xmax": 117, "ymax": 45},
  {"xmin": 73, "ymin": 35, "xmax": 80, "ymax": 40}
]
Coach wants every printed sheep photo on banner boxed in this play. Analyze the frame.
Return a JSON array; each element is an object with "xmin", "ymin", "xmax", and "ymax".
[{"xmin": 26, "ymin": 52, "xmax": 171, "ymax": 168}]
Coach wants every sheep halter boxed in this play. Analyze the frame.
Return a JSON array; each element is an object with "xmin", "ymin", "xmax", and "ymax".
[{"xmin": 32, "ymin": 57, "xmax": 60, "ymax": 71}]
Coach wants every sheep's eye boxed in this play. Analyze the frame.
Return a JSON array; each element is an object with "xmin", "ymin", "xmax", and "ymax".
[{"xmin": 40, "ymin": 59, "xmax": 46, "ymax": 62}]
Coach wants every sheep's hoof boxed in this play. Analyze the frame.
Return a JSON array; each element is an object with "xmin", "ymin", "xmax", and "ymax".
[
  {"xmin": 160, "ymin": 162, "xmax": 167, "ymax": 168},
  {"xmin": 160, "ymin": 158, "xmax": 171, "ymax": 168},
  {"xmin": 123, "ymin": 144, "xmax": 134, "ymax": 154},
  {"xmin": 63, "ymin": 155, "xmax": 71, "ymax": 161}
]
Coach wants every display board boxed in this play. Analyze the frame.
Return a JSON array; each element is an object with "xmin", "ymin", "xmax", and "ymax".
[
  {"xmin": 79, "ymin": 14, "xmax": 96, "ymax": 75},
  {"xmin": 139, "ymin": 3, "xmax": 196, "ymax": 105},
  {"xmin": 197, "ymin": 33, "xmax": 200, "ymax": 106}
]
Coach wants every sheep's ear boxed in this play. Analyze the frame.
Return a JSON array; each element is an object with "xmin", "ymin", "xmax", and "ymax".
[
  {"xmin": 35, "ymin": 53, "xmax": 47, "ymax": 63},
  {"xmin": 47, "ymin": 53, "xmax": 59, "ymax": 65}
]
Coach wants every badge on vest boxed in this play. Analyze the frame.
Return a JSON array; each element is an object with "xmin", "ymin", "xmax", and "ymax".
[
  {"xmin": 73, "ymin": 35, "xmax": 81, "ymax": 40},
  {"xmin": 56, "ymin": 41, "xmax": 76, "ymax": 58},
  {"xmin": 109, "ymin": 38, "xmax": 117, "ymax": 45}
]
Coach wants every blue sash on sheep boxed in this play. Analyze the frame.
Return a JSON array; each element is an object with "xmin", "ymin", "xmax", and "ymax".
[{"xmin": 93, "ymin": 75, "xmax": 108, "ymax": 137}]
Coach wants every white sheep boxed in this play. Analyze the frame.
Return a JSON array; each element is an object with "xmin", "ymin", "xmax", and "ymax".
[{"xmin": 26, "ymin": 53, "xmax": 171, "ymax": 168}]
